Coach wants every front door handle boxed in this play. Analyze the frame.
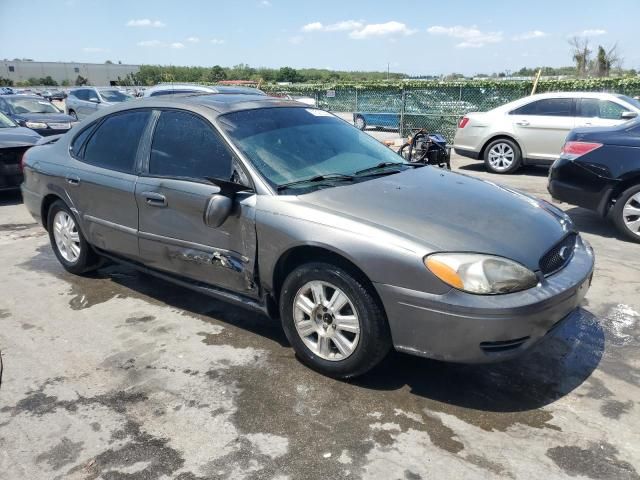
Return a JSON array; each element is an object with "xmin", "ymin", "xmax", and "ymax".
[
  {"xmin": 65, "ymin": 175, "xmax": 80, "ymax": 186},
  {"xmin": 516, "ymin": 120, "xmax": 530, "ymax": 126},
  {"xmin": 141, "ymin": 191, "xmax": 167, "ymax": 207}
]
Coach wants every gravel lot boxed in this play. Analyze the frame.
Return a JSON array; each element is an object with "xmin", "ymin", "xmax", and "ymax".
[{"xmin": 0, "ymin": 130, "xmax": 639, "ymax": 479}]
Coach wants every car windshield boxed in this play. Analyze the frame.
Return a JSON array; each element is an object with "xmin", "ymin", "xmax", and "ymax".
[
  {"xmin": 7, "ymin": 97, "xmax": 59, "ymax": 114},
  {"xmin": 218, "ymin": 107, "xmax": 407, "ymax": 192},
  {"xmin": 616, "ymin": 94, "xmax": 640, "ymax": 111},
  {"xmin": 0, "ymin": 112, "xmax": 16, "ymax": 128},
  {"xmin": 99, "ymin": 90, "xmax": 132, "ymax": 102}
]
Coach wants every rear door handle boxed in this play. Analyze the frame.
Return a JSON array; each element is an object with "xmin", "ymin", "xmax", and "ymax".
[
  {"xmin": 141, "ymin": 191, "xmax": 167, "ymax": 207},
  {"xmin": 65, "ymin": 175, "xmax": 80, "ymax": 186},
  {"xmin": 516, "ymin": 120, "xmax": 530, "ymax": 126}
]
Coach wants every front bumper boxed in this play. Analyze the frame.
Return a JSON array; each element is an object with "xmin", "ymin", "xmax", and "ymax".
[{"xmin": 376, "ymin": 236, "xmax": 594, "ymax": 363}]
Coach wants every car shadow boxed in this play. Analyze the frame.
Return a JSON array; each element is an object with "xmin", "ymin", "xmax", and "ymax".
[
  {"xmin": 0, "ymin": 190, "xmax": 22, "ymax": 206},
  {"xmin": 565, "ymin": 206, "xmax": 630, "ymax": 241},
  {"xmin": 456, "ymin": 162, "xmax": 550, "ymax": 177},
  {"xmin": 354, "ymin": 307, "xmax": 604, "ymax": 412}
]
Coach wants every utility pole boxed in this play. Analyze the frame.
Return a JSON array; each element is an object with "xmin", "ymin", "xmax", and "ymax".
[{"xmin": 387, "ymin": 62, "xmax": 390, "ymax": 81}]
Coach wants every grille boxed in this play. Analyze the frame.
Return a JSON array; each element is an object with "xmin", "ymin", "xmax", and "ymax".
[
  {"xmin": 0, "ymin": 147, "xmax": 29, "ymax": 165},
  {"xmin": 539, "ymin": 233, "xmax": 577, "ymax": 276},
  {"xmin": 480, "ymin": 336, "xmax": 530, "ymax": 354}
]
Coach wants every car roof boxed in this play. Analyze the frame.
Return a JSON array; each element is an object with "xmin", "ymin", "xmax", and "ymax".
[{"xmin": 1, "ymin": 94, "xmax": 45, "ymax": 100}]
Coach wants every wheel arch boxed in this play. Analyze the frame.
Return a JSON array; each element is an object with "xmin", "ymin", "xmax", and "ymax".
[
  {"xmin": 270, "ymin": 245, "xmax": 385, "ymax": 314},
  {"xmin": 607, "ymin": 172, "xmax": 640, "ymax": 214},
  {"xmin": 41, "ymin": 193, "xmax": 64, "ymax": 231}
]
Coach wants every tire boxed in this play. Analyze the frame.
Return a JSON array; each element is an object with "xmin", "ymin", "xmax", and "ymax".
[
  {"xmin": 354, "ymin": 115, "xmax": 366, "ymax": 130},
  {"xmin": 612, "ymin": 184, "xmax": 640, "ymax": 243},
  {"xmin": 47, "ymin": 200, "xmax": 100, "ymax": 274},
  {"xmin": 279, "ymin": 262, "xmax": 391, "ymax": 378},
  {"xmin": 68, "ymin": 109, "xmax": 78, "ymax": 120},
  {"xmin": 483, "ymin": 138, "xmax": 522, "ymax": 174}
]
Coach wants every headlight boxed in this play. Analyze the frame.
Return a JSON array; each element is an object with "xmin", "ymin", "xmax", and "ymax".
[
  {"xmin": 425, "ymin": 253, "xmax": 538, "ymax": 295},
  {"xmin": 25, "ymin": 121, "xmax": 48, "ymax": 129}
]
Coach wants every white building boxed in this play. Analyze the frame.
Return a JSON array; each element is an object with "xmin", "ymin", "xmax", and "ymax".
[{"xmin": 0, "ymin": 60, "xmax": 141, "ymax": 86}]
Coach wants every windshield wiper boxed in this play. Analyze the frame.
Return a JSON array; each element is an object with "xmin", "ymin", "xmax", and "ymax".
[
  {"xmin": 354, "ymin": 161, "xmax": 422, "ymax": 176},
  {"xmin": 277, "ymin": 173, "xmax": 354, "ymax": 191}
]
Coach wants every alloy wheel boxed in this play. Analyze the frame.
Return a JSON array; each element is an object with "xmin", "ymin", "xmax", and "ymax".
[
  {"xmin": 355, "ymin": 117, "xmax": 365, "ymax": 129},
  {"xmin": 488, "ymin": 143, "xmax": 515, "ymax": 171},
  {"xmin": 53, "ymin": 211, "xmax": 81, "ymax": 263},
  {"xmin": 293, "ymin": 280, "xmax": 360, "ymax": 361},
  {"xmin": 622, "ymin": 192, "xmax": 640, "ymax": 237}
]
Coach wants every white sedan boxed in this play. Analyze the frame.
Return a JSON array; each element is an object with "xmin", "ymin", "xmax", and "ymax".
[{"xmin": 453, "ymin": 91, "xmax": 640, "ymax": 173}]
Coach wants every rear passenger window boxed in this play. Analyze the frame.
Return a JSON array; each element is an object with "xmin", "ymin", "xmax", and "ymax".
[
  {"xmin": 149, "ymin": 110, "xmax": 233, "ymax": 181},
  {"xmin": 70, "ymin": 123, "xmax": 97, "ymax": 158},
  {"xmin": 83, "ymin": 110, "xmax": 150, "ymax": 172},
  {"xmin": 512, "ymin": 98, "xmax": 574, "ymax": 117}
]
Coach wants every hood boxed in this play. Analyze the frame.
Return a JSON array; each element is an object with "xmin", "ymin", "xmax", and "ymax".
[
  {"xmin": 12, "ymin": 112, "xmax": 76, "ymax": 124},
  {"xmin": 299, "ymin": 167, "xmax": 571, "ymax": 270},
  {"xmin": 0, "ymin": 127, "xmax": 42, "ymax": 147}
]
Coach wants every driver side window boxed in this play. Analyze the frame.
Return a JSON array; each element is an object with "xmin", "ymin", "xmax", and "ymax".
[{"xmin": 149, "ymin": 110, "xmax": 235, "ymax": 182}]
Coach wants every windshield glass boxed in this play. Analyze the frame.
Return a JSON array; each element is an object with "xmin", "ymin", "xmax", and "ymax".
[
  {"xmin": 218, "ymin": 107, "xmax": 405, "ymax": 191},
  {"xmin": 99, "ymin": 90, "xmax": 132, "ymax": 102},
  {"xmin": 616, "ymin": 94, "xmax": 640, "ymax": 111},
  {"xmin": 7, "ymin": 97, "xmax": 60, "ymax": 114},
  {"xmin": 0, "ymin": 112, "xmax": 16, "ymax": 128}
]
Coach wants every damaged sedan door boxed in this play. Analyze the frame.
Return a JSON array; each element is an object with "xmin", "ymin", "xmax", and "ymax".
[{"xmin": 135, "ymin": 109, "xmax": 258, "ymax": 297}]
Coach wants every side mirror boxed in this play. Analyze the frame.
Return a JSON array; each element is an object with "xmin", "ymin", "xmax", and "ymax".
[
  {"xmin": 621, "ymin": 111, "xmax": 638, "ymax": 120},
  {"xmin": 88, "ymin": 96, "xmax": 100, "ymax": 103},
  {"xmin": 204, "ymin": 194, "xmax": 233, "ymax": 228}
]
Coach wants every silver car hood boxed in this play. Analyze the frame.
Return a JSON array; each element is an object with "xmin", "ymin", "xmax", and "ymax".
[{"xmin": 298, "ymin": 167, "xmax": 570, "ymax": 270}]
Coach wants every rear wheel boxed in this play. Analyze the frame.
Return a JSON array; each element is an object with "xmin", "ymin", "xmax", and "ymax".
[
  {"xmin": 484, "ymin": 138, "xmax": 522, "ymax": 174},
  {"xmin": 279, "ymin": 262, "xmax": 391, "ymax": 378},
  {"xmin": 612, "ymin": 185, "xmax": 640, "ymax": 243},
  {"xmin": 68, "ymin": 109, "xmax": 78, "ymax": 120},
  {"xmin": 354, "ymin": 115, "xmax": 366, "ymax": 130},
  {"xmin": 48, "ymin": 200, "xmax": 100, "ymax": 274}
]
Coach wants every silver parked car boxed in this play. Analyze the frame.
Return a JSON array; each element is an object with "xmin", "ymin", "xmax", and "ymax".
[
  {"xmin": 453, "ymin": 92, "xmax": 640, "ymax": 173},
  {"xmin": 65, "ymin": 87, "xmax": 133, "ymax": 120},
  {"xmin": 143, "ymin": 83, "xmax": 266, "ymax": 98},
  {"xmin": 21, "ymin": 94, "xmax": 594, "ymax": 378}
]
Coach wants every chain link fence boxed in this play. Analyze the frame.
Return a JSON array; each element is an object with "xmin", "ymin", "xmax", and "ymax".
[{"xmin": 264, "ymin": 82, "xmax": 640, "ymax": 142}]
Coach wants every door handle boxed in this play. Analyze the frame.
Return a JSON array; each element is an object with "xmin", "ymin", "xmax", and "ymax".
[
  {"xmin": 141, "ymin": 191, "xmax": 167, "ymax": 207},
  {"xmin": 516, "ymin": 120, "xmax": 530, "ymax": 126},
  {"xmin": 65, "ymin": 175, "xmax": 80, "ymax": 186}
]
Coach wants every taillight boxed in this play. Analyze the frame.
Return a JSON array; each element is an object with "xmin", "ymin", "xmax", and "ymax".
[
  {"xmin": 458, "ymin": 117, "xmax": 470, "ymax": 128},
  {"xmin": 561, "ymin": 141, "xmax": 603, "ymax": 158}
]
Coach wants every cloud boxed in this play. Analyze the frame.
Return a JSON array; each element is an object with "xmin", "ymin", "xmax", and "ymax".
[
  {"xmin": 126, "ymin": 18, "xmax": 165, "ymax": 28},
  {"xmin": 211, "ymin": 38, "xmax": 225, "ymax": 45},
  {"xmin": 578, "ymin": 29, "xmax": 607, "ymax": 36},
  {"xmin": 82, "ymin": 47, "xmax": 108, "ymax": 53},
  {"xmin": 301, "ymin": 22, "xmax": 323, "ymax": 32},
  {"xmin": 186, "ymin": 36, "xmax": 200, "ymax": 43},
  {"xmin": 260, "ymin": 0, "xmax": 271, "ymax": 6},
  {"xmin": 137, "ymin": 40, "xmax": 185, "ymax": 48},
  {"xmin": 288, "ymin": 35, "xmax": 304, "ymax": 45},
  {"xmin": 427, "ymin": 25, "xmax": 503, "ymax": 48},
  {"xmin": 513, "ymin": 30, "xmax": 547, "ymax": 41},
  {"xmin": 302, "ymin": 20, "xmax": 363, "ymax": 33},
  {"xmin": 350, "ymin": 21, "xmax": 416, "ymax": 39}
]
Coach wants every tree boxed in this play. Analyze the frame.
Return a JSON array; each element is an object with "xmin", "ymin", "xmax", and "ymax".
[
  {"xmin": 595, "ymin": 44, "xmax": 620, "ymax": 77},
  {"xmin": 75, "ymin": 75, "xmax": 88, "ymax": 86},
  {"xmin": 105, "ymin": 60, "xmax": 113, "ymax": 64},
  {"xmin": 0, "ymin": 77, "xmax": 13, "ymax": 86},
  {"xmin": 41, "ymin": 75, "xmax": 57, "ymax": 86},
  {"xmin": 569, "ymin": 36, "xmax": 591, "ymax": 77},
  {"xmin": 61, "ymin": 79, "xmax": 71, "ymax": 87},
  {"xmin": 276, "ymin": 67, "xmax": 303, "ymax": 83},
  {"xmin": 202, "ymin": 65, "xmax": 227, "ymax": 83}
]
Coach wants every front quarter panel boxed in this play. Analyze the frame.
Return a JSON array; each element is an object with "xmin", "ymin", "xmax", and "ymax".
[{"xmin": 255, "ymin": 196, "xmax": 451, "ymax": 296}]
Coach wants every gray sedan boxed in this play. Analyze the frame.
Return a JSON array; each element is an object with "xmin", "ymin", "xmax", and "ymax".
[{"xmin": 21, "ymin": 94, "xmax": 594, "ymax": 378}]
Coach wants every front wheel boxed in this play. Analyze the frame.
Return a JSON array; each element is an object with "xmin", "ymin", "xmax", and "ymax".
[
  {"xmin": 48, "ymin": 200, "xmax": 100, "ymax": 274},
  {"xmin": 68, "ymin": 109, "xmax": 78, "ymax": 120},
  {"xmin": 484, "ymin": 138, "xmax": 522, "ymax": 174},
  {"xmin": 280, "ymin": 262, "xmax": 391, "ymax": 378},
  {"xmin": 612, "ymin": 184, "xmax": 640, "ymax": 243},
  {"xmin": 354, "ymin": 115, "xmax": 366, "ymax": 130}
]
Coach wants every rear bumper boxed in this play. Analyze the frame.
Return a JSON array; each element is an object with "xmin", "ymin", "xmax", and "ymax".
[
  {"xmin": 548, "ymin": 157, "xmax": 617, "ymax": 216},
  {"xmin": 376, "ymin": 236, "xmax": 594, "ymax": 363},
  {"xmin": 20, "ymin": 184, "xmax": 43, "ymax": 225},
  {"xmin": 453, "ymin": 147, "xmax": 480, "ymax": 160}
]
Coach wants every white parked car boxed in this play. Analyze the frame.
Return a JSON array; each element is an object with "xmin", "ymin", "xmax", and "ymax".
[
  {"xmin": 453, "ymin": 92, "xmax": 640, "ymax": 173},
  {"xmin": 143, "ymin": 84, "xmax": 266, "ymax": 98}
]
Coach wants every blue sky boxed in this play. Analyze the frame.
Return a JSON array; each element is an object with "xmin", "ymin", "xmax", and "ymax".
[{"xmin": 0, "ymin": 0, "xmax": 638, "ymax": 75}]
